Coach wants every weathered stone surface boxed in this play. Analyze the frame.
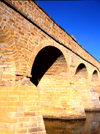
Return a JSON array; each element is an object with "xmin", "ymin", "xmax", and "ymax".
[
  {"xmin": 0, "ymin": 86, "xmax": 46, "ymax": 134},
  {"xmin": 0, "ymin": 0, "xmax": 100, "ymax": 134}
]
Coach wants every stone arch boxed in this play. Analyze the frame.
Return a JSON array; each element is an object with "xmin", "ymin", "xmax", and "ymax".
[
  {"xmin": 30, "ymin": 46, "xmax": 85, "ymax": 119},
  {"xmin": 30, "ymin": 46, "xmax": 67, "ymax": 86},
  {"xmin": 92, "ymin": 70, "xmax": 98, "ymax": 82},
  {"xmin": 75, "ymin": 63, "xmax": 88, "ymax": 79}
]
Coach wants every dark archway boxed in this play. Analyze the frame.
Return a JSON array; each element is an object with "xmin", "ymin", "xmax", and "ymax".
[
  {"xmin": 75, "ymin": 63, "xmax": 88, "ymax": 78},
  {"xmin": 92, "ymin": 70, "xmax": 98, "ymax": 82},
  {"xmin": 30, "ymin": 46, "xmax": 63, "ymax": 86}
]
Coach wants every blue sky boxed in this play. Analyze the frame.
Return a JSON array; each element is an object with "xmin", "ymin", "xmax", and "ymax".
[{"xmin": 36, "ymin": 0, "xmax": 100, "ymax": 62}]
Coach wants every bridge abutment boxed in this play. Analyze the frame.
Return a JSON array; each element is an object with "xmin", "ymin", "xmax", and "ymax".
[{"xmin": 0, "ymin": 86, "xmax": 46, "ymax": 134}]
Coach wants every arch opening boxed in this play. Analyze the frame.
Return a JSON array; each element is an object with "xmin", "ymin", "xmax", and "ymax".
[
  {"xmin": 30, "ymin": 46, "xmax": 65, "ymax": 86},
  {"xmin": 92, "ymin": 70, "xmax": 98, "ymax": 82},
  {"xmin": 75, "ymin": 63, "xmax": 88, "ymax": 79}
]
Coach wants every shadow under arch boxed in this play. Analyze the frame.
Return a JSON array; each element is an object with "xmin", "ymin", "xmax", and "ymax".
[
  {"xmin": 30, "ymin": 46, "xmax": 66, "ymax": 86},
  {"xmin": 92, "ymin": 70, "xmax": 98, "ymax": 82},
  {"xmin": 75, "ymin": 63, "xmax": 88, "ymax": 79}
]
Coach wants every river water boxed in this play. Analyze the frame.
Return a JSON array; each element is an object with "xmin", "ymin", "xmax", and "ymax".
[{"xmin": 44, "ymin": 113, "xmax": 100, "ymax": 134}]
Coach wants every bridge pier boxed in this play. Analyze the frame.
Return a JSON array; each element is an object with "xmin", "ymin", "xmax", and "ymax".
[
  {"xmin": 38, "ymin": 78, "xmax": 86, "ymax": 120},
  {"xmin": 75, "ymin": 80, "xmax": 100, "ymax": 112},
  {"xmin": 84, "ymin": 88, "xmax": 100, "ymax": 112}
]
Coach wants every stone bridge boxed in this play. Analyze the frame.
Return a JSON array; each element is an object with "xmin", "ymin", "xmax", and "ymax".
[{"xmin": 0, "ymin": 0, "xmax": 100, "ymax": 134}]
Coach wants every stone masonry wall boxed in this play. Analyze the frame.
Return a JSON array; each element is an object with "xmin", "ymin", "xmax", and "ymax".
[
  {"xmin": 38, "ymin": 54, "xmax": 85, "ymax": 119},
  {"xmin": 0, "ymin": 86, "xmax": 46, "ymax": 134},
  {"xmin": 7, "ymin": 0, "xmax": 100, "ymax": 69},
  {"xmin": 0, "ymin": 0, "xmax": 100, "ymax": 134}
]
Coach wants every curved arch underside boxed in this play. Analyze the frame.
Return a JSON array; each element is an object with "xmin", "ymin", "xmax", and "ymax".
[
  {"xmin": 30, "ymin": 46, "xmax": 66, "ymax": 86},
  {"xmin": 92, "ymin": 70, "xmax": 98, "ymax": 82},
  {"xmin": 75, "ymin": 63, "xmax": 88, "ymax": 79}
]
